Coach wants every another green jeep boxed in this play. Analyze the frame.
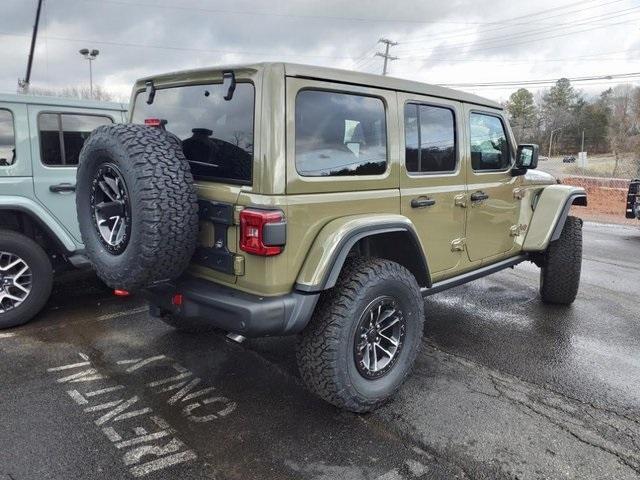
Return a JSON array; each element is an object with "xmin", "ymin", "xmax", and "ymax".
[
  {"xmin": 75, "ymin": 63, "xmax": 586, "ymax": 412},
  {"xmin": 0, "ymin": 94, "xmax": 126, "ymax": 329}
]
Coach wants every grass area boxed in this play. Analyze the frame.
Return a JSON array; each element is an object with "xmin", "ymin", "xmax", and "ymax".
[{"xmin": 539, "ymin": 153, "xmax": 639, "ymax": 179}]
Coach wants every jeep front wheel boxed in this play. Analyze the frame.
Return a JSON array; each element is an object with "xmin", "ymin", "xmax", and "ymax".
[
  {"xmin": 540, "ymin": 216, "xmax": 582, "ymax": 305},
  {"xmin": 296, "ymin": 258, "xmax": 424, "ymax": 412}
]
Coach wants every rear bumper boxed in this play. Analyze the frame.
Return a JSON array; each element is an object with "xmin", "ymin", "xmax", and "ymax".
[{"xmin": 144, "ymin": 276, "xmax": 319, "ymax": 337}]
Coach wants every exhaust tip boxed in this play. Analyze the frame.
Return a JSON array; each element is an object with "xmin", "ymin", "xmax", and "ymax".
[{"xmin": 226, "ymin": 333, "xmax": 246, "ymax": 344}]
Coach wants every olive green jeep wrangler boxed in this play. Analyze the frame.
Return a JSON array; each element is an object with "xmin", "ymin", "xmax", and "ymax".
[{"xmin": 75, "ymin": 63, "xmax": 586, "ymax": 412}]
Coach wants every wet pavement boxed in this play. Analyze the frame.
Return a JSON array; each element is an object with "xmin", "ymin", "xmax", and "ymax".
[{"xmin": 0, "ymin": 222, "xmax": 639, "ymax": 480}]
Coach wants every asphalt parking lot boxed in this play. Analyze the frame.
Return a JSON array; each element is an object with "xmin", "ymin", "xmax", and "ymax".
[{"xmin": 1, "ymin": 221, "xmax": 639, "ymax": 480}]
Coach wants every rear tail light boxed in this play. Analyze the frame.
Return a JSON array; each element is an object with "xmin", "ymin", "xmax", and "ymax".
[
  {"xmin": 144, "ymin": 118, "xmax": 167, "ymax": 129},
  {"xmin": 113, "ymin": 289, "xmax": 130, "ymax": 297},
  {"xmin": 239, "ymin": 209, "xmax": 286, "ymax": 256}
]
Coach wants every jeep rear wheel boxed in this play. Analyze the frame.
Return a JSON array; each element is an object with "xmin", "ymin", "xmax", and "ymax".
[
  {"xmin": 296, "ymin": 258, "xmax": 424, "ymax": 412},
  {"xmin": 540, "ymin": 216, "xmax": 582, "ymax": 305},
  {"xmin": 76, "ymin": 124, "xmax": 199, "ymax": 291},
  {"xmin": 0, "ymin": 230, "xmax": 53, "ymax": 329}
]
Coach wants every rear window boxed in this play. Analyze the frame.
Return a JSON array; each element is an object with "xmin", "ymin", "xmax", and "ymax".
[
  {"xmin": 132, "ymin": 83, "xmax": 254, "ymax": 185},
  {"xmin": 295, "ymin": 90, "xmax": 387, "ymax": 177}
]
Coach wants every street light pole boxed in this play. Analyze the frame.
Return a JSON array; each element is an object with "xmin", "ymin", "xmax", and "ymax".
[{"xmin": 79, "ymin": 48, "xmax": 99, "ymax": 98}]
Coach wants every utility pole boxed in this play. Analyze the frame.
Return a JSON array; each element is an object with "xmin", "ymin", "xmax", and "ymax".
[
  {"xmin": 375, "ymin": 38, "xmax": 398, "ymax": 76},
  {"xmin": 581, "ymin": 129, "xmax": 585, "ymax": 153},
  {"xmin": 548, "ymin": 126, "xmax": 563, "ymax": 159},
  {"xmin": 18, "ymin": 0, "xmax": 44, "ymax": 93}
]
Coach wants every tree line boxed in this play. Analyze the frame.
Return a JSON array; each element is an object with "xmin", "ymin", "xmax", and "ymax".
[{"xmin": 505, "ymin": 79, "xmax": 639, "ymax": 167}]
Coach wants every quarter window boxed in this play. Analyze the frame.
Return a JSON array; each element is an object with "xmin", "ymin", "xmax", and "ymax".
[
  {"xmin": 0, "ymin": 109, "xmax": 16, "ymax": 167},
  {"xmin": 295, "ymin": 90, "xmax": 387, "ymax": 177},
  {"xmin": 38, "ymin": 113, "xmax": 113, "ymax": 166},
  {"xmin": 404, "ymin": 104, "xmax": 456, "ymax": 173},
  {"xmin": 469, "ymin": 113, "xmax": 511, "ymax": 171}
]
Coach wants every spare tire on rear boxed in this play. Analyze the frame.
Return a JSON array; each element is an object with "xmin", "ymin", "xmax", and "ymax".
[{"xmin": 76, "ymin": 124, "xmax": 199, "ymax": 291}]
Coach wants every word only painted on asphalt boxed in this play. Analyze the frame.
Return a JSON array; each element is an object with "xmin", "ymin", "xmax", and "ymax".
[{"xmin": 47, "ymin": 352, "xmax": 237, "ymax": 477}]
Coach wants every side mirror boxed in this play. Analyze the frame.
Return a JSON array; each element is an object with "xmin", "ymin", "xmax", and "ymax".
[{"xmin": 515, "ymin": 144, "xmax": 539, "ymax": 170}]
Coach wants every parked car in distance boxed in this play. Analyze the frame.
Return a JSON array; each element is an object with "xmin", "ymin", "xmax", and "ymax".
[
  {"xmin": 563, "ymin": 155, "xmax": 576, "ymax": 163},
  {"xmin": 74, "ymin": 63, "xmax": 586, "ymax": 412},
  {"xmin": 538, "ymin": 155, "xmax": 549, "ymax": 161},
  {"xmin": 0, "ymin": 93, "xmax": 127, "ymax": 328},
  {"xmin": 626, "ymin": 179, "xmax": 640, "ymax": 220}
]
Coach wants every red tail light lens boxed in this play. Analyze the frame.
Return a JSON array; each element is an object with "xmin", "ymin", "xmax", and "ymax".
[
  {"xmin": 239, "ymin": 209, "xmax": 284, "ymax": 256},
  {"xmin": 144, "ymin": 118, "xmax": 162, "ymax": 127}
]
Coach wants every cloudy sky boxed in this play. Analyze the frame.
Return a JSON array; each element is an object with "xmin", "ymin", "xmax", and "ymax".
[{"xmin": 2, "ymin": 0, "xmax": 639, "ymax": 102}]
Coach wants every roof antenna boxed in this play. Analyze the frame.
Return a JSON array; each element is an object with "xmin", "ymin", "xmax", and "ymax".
[{"xmin": 222, "ymin": 71, "xmax": 236, "ymax": 101}]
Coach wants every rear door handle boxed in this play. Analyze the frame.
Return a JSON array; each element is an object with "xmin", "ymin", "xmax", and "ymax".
[
  {"xmin": 411, "ymin": 197, "xmax": 436, "ymax": 208},
  {"xmin": 49, "ymin": 183, "xmax": 76, "ymax": 193},
  {"xmin": 470, "ymin": 191, "xmax": 489, "ymax": 202}
]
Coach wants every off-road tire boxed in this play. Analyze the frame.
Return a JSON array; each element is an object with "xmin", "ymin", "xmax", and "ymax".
[
  {"xmin": 0, "ymin": 230, "xmax": 53, "ymax": 329},
  {"xmin": 296, "ymin": 258, "xmax": 424, "ymax": 412},
  {"xmin": 540, "ymin": 216, "xmax": 582, "ymax": 305},
  {"xmin": 76, "ymin": 124, "xmax": 199, "ymax": 291}
]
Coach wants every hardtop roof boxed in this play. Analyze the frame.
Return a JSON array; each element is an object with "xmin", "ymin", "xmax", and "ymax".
[
  {"xmin": 282, "ymin": 63, "xmax": 501, "ymax": 109},
  {"xmin": 0, "ymin": 92, "xmax": 127, "ymax": 112},
  {"xmin": 135, "ymin": 62, "xmax": 501, "ymax": 110}
]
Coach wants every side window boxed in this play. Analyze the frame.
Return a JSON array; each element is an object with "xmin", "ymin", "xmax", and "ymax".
[
  {"xmin": 38, "ymin": 113, "xmax": 112, "ymax": 166},
  {"xmin": 404, "ymin": 103, "xmax": 456, "ymax": 173},
  {"xmin": 295, "ymin": 90, "xmax": 387, "ymax": 177},
  {"xmin": 469, "ymin": 113, "xmax": 511, "ymax": 171},
  {"xmin": 0, "ymin": 109, "xmax": 16, "ymax": 167}
]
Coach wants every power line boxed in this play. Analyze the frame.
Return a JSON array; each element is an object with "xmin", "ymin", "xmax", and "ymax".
[
  {"xmin": 398, "ymin": 0, "xmax": 624, "ymax": 45},
  {"xmin": 0, "ymin": 30, "xmax": 361, "ymax": 60},
  {"xmin": 397, "ymin": 16, "xmax": 638, "ymax": 60},
  {"xmin": 460, "ymin": 79, "xmax": 640, "ymax": 93},
  {"xmin": 396, "ymin": 4, "xmax": 640, "ymax": 56},
  {"xmin": 395, "ymin": 48, "xmax": 640, "ymax": 64},
  {"xmin": 437, "ymin": 71, "xmax": 640, "ymax": 88},
  {"xmin": 75, "ymin": 0, "xmax": 611, "ymax": 26}
]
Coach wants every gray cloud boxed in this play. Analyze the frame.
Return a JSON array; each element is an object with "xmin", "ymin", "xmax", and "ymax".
[{"xmin": 2, "ymin": 0, "xmax": 638, "ymax": 101}]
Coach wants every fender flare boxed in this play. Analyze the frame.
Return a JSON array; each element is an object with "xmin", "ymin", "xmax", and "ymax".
[
  {"xmin": 523, "ymin": 185, "xmax": 587, "ymax": 252},
  {"xmin": 0, "ymin": 197, "xmax": 79, "ymax": 254},
  {"xmin": 295, "ymin": 214, "xmax": 430, "ymax": 293}
]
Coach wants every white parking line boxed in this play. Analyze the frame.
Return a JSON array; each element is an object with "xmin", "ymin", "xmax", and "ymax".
[
  {"xmin": 0, "ymin": 332, "xmax": 16, "ymax": 338},
  {"xmin": 97, "ymin": 306, "xmax": 148, "ymax": 322}
]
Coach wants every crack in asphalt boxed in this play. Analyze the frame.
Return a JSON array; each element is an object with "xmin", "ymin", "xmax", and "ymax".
[
  {"xmin": 508, "ymin": 397, "xmax": 640, "ymax": 474},
  {"xmin": 424, "ymin": 341, "xmax": 640, "ymax": 475}
]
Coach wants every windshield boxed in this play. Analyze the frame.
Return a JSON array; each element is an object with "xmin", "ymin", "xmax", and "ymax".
[{"xmin": 131, "ymin": 82, "xmax": 254, "ymax": 184}]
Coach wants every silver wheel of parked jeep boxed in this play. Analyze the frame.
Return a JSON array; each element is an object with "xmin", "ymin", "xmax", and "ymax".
[
  {"xmin": 0, "ymin": 230, "xmax": 53, "ymax": 329},
  {"xmin": 0, "ymin": 252, "xmax": 32, "ymax": 312}
]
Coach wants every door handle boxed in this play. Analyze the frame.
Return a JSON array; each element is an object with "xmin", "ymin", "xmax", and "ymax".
[
  {"xmin": 470, "ymin": 191, "xmax": 489, "ymax": 202},
  {"xmin": 49, "ymin": 183, "xmax": 76, "ymax": 193},
  {"xmin": 411, "ymin": 197, "xmax": 436, "ymax": 208}
]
